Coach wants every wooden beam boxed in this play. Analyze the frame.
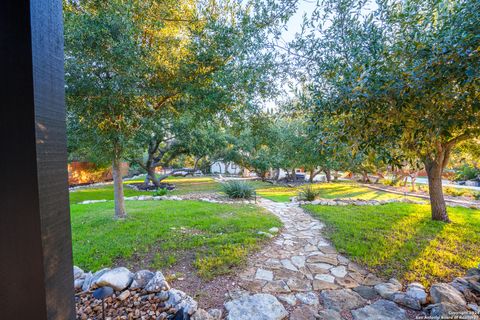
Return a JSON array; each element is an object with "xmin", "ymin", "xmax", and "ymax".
[{"xmin": 0, "ymin": 0, "xmax": 75, "ymax": 319}]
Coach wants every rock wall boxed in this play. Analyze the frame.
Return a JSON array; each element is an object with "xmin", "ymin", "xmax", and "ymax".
[{"xmin": 74, "ymin": 266, "xmax": 221, "ymax": 320}]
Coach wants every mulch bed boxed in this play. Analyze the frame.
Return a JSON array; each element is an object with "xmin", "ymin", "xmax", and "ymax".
[{"xmin": 127, "ymin": 183, "xmax": 176, "ymax": 191}]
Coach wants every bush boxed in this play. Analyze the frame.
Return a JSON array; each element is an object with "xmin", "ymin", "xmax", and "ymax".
[
  {"xmin": 298, "ymin": 185, "xmax": 318, "ymax": 201},
  {"xmin": 417, "ymin": 184, "xmax": 428, "ymax": 192},
  {"xmin": 454, "ymin": 164, "xmax": 480, "ymax": 181},
  {"xmin": 381, "ymin": 177, "xmax": 402, "ymax": 187},
  {"xmin": 473, "ymin": 192, "xmax": 480, "ymax": 200},
  {"xmin": 444, "ymin": 187, "xmax": 468, "ymax": 197},
  {"xmin": 153, "ymin": 188, "xmax": 168, "ymax": 196},
  {"xmin": 222, "ymin": 181, "xmax": 254, "ymax": 199}
]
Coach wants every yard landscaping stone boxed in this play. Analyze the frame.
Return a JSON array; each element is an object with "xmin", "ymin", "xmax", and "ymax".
[
  {"xmin": 278, "ymin": 293, "xmax": 297, "ymax": 306},
  {"xmin": 406, "ymin": 282, "xmax": 428, "ymax": 305},
  {"xmin": 351, "ymin": 299, "xmax": 408, "ymax": 320},
  {"xmin": 94, "ymin": 267, "xmax": 134, "ymax": 291},
  {"xmin": 256, "ymin": 268, "xmax": 274, "ymax": 281},
  {"xmin": 392, "ymin": 292, "xmax": 422, "ymax": 310},
  {"xmin": 130, "ymin": 269, "xmax": 155, "ymax": 289},
  {"xmin": 75, "ymin": 266, "xmax": 217, "ymax": 320},
  {"xmin": 144, "ymin": 271, "xmax": 170, "ymax": 293},
  {"xmin": 430, "ymin": 283, "xmax": 467, "ymax": 305},
  {"xmin": 425, "ymin": 302, "xmax": 470, "ymax": 318},
  {"xmin": 374, "ymin": 279, "xmax": 403, "ymax": 299},
  {"xmin": 74, "ymin": 266, "xmax": 85, "ymax": 279},
  {"xmin": 330, "ymin": 265, "xmax": 347, "ymax": 278},
  {"xmin": 295, "ymin": 292, "xmax": 318, "ymax": 306},
  {"xmin": 224, "ymin": 293, "xmax": 288, "ymax": 320},
  {"xmin": 335, "ymin": 276, "xmax": 359, "ymax": 289},
  {"xmin": 289, "ymin": 305, "xmax": 317, "ymax": 319},
  {"xmin": 314, "ymin": 273, "xmax": 335, "ymax": 283},
  {"xmin": 353, "ymin": 285, "xmax": 378, "ymax": 300},
  {"xmin": 316, "ymin": 309, "xmax": 343, "ymax": 319},
  {"xmin": 320, "ymin": 288, "xmax": 367, "ymax": 312}
]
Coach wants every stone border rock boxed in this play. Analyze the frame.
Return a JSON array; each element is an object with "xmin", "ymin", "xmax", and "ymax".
[
  {"xmin": 291, "ymin": 197, "xmax": 426, "ymax": 206},
  {"xmin": 292, "ymin": 196, "xmax": 480, "ymax": 209},
  {"xmin": 74, "ymin": 265, "xmax": 222, "ymax": 320},
  {"xmin": 368, "ymin": 267, "xmax": 480, "ymax": 319},
  {"xmin": 78, "ymin": 194, "xmax": 257, "ymax": 205}
]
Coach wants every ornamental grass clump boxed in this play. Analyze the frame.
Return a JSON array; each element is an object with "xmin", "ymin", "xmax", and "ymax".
[
  {"xmin": 222, "ymin": 181, "xmax": 254, "ymax": 199},
  {"xmin": 298, "ymin": 185, "xmax": 318, "ymax": 201}
]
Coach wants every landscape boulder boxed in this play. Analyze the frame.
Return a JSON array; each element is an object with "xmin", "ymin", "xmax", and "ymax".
[
  {"xmin": 130, "ymin": 270, "xmax": 154, "ymax": 289},
  {"xmin": 94, "ymin": 267, "xmax": 134, "ymax": 291},
  {"xmin": 374, "ymin": 278, "xmax": 402, "ymax": 300},
  {"xmin": 144, "ymin": 271, "xmax": 170, "ymax": 293},
  {"xmin": 406, "ymin": 282, "xmax": 428, "ymax": 305},
  {"xmin": 351, "ymin": 299, "xmax": 408, "ymax": 320},
  {"xmin": 320, "ymin": 289, "xmax": 367, "ymax": 312},
  {"xmin": 73, "ymin": 266, "xmax": 85, "ymax": 280},
  {"xmin": 430, "ymin": 283, "xmax": 467, "ymax": 305},
  {"xmin": 425, "ymin": 302, "xmax": 470, "ymax": 318}
]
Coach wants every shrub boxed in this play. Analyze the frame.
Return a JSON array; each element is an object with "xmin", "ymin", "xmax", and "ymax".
[
  {"xmin": 444, "ymin": 187, "xmax": 468, "ymax": 197},
  {"xmin": 222, "ymin": 181, "xmax": 254, "ymax": 199},
  {"xmin": 298, "ymin": 185, "xmax": 318, "ymax": 201},
  {"xmin": 153, "ymin": 188, "xmax": 168, "ymax": 196},
  {"xmin": 381, "ymin": 178, "xmax": 402, "ymax": 187},
  {"xmin": 454, "ymin": 164, "xmax": 480, "ymax": 181},
  {"xmin": 417, "ymin": 184, "xmax": 428, "ymax": 192},
  {"xmin": 473, "ymin": 192, "xmax": 480, "ymax": 200}
]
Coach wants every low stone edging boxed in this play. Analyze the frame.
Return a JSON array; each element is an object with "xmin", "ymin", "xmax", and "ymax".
[
  {"xmin": 291, "ymin": 197, "xmax": 426, "ymax": 206},
  {"xmin": 365, "ymin": 266, "xmax": 480, "ymax": 319},
  {"xmin": 78, "ymin": 195, "xmax": 256, "ymax": 205},
  {"xmin": 74, "ymin": 266, "xmax": 221, "ymax": 320}
]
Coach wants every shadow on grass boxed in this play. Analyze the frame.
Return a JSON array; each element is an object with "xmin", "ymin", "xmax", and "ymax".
[{"xmin": 304, "ymin": 203, "xmax": 467, "ymax": 286}]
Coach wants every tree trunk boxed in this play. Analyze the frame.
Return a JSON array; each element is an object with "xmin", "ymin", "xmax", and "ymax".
[
  {"xmin": 309, "ymin": 169, "xmax": 314, "ymax": 183},
  {"xmin": 333, "ymin": 171, "xmax": 339, "ymax": 181},
  {"xmin": 411, "ymin": 176, "xmax": 416, "ymax": 192},
  {"xmin": 112, "ymin": 157, "xmax": 127, "ymax": 219},
  {"xmin": 224, "ymin": 162, "xmax": 230, "ymax": 175},
  {"xmin": 291, "ymin": 168, "xmax": 297, "ymax": 182},
  {"xmin": 146, "ymin": 167, "xmax": 162, "ymax": 187},
  {"xmin": 274, "ymin": 168, "xmax": 280, "ymax": 181},
  {"xmin": 361, "ymin": 171, "xmax": 370, "ymax": 183},
  {"xmin": 425, "ymin": 162, "xmax": 449, "ymax": 222},
  {"xmin": 324, "ymin": 169, "xmax": 332, "ymax": 182}
]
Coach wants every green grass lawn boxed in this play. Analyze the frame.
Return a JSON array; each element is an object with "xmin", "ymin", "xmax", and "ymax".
[
  {"xmin": 70, "ymin": 176, "xmax": 275, "ymax": 204},
  {"xmin": 304, "ymin": 203, "xmax": 480, "ymax": 286},
  {"xmin": 71, "ymin": 200, "xmax": 281, "ymax": 278},
  {"xmin": 256, "ymin": 181, "xmax": 415, "ymax": 202}
]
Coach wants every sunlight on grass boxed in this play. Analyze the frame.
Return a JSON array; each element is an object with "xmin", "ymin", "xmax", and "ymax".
[
  {"xmin": 305, "ymin": 203, "xmax": 480, "ymax": 286},
  {"xmin": 256, "ymin": 182, "xmax": 415, "ymax": 202},
  {"xmin": 71, "ymin": 200, "xmax": 281, "ymax": 278}
]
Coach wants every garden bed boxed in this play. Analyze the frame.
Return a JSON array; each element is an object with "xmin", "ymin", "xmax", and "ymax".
[{"xmin": 126, "ymin": 182, "xmax": 176, "ymax": 191}]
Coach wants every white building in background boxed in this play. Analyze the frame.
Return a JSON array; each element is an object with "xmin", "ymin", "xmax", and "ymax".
[{"xmin": 210, "ymin": 161, "xmax": 243, "ymax": 175}]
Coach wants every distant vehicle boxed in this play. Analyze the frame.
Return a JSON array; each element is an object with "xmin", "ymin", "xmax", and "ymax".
[
  {"xmin": 295, "ymin": 172, "xmax": 306, "ymax": 180},
  {"xmin": 171, "ymin": 168, "xmax": 192, "ymax": 177}
]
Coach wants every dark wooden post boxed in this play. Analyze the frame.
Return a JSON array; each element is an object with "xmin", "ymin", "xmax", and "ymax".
[{"xmin": 0, "ymin": 0, "xmax": 75, "ymax": 319}]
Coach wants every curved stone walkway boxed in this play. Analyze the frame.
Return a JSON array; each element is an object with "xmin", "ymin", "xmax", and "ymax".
[{"xmin": 232, "ymin": 198, "xmax": 412, "ymax": 319}]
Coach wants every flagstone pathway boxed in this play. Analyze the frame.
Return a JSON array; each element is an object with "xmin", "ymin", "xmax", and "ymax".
[{"xmin": 232, "ymin": 198, "xmax": 391, "ymax": 319}]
